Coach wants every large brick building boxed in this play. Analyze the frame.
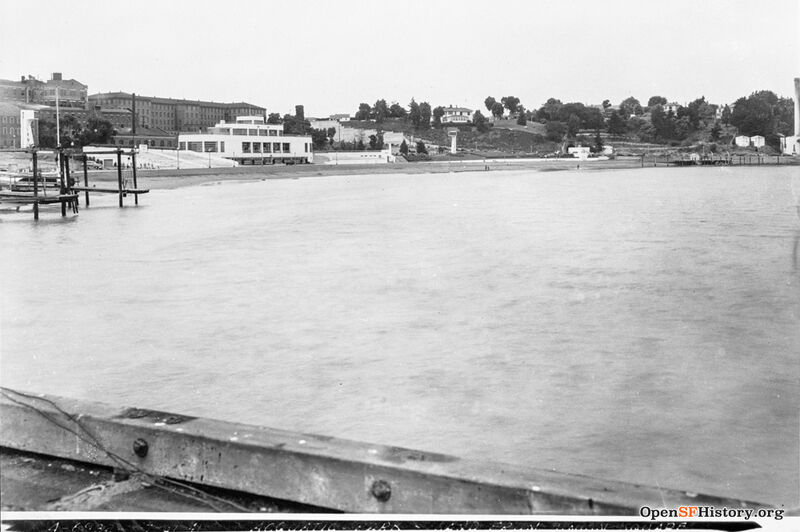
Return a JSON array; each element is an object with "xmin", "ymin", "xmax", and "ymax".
[
  {"xmin": 0, "ymin": 73, "xmax": 88, "ymax": 109},
  {"xmin": 88, "ymin": 93, "xmax": 266, "ymax": 134}
]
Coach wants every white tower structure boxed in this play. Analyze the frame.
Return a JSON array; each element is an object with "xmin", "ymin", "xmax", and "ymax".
[
  {"xmin": 794, "ymin": 77, "xmax": 800, "ymax": 136},
  {"xmin": 447, "ymin": 128, "xmax": 458, "ymax": 155},
  {"xmin": 780, "ymin": 77, "xmax": 800, "ymax": 155}
]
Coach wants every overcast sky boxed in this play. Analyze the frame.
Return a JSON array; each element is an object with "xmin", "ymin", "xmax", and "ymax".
[{"xmin": 2, "ymin": 0, "xmax": 798, "ymax": 117}]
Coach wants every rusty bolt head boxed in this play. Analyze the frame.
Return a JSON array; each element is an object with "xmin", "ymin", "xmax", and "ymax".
[
  {"xmin": 371, "ymin": 479, "xmax": 391, "ymax": 502},
  {"xmin": 133, "ymin": 438, "xmax": 149, "ymax": 458}
]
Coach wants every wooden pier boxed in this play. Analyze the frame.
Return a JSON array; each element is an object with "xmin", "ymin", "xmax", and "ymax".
[
  {"xmin": 0, "ymin": 389, "xmax": 771, "ymax": 514},
  {"xmin": 72, "ymin": 149, "xmax": 149, "ymax": 208},
  {"xmin": 0, "ymin": 148, "xmax": 150, "ymax": 219}
]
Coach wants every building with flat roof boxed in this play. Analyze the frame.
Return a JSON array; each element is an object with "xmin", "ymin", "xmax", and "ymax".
[
  {"xmin": 178, "ymin": 116, "xmax": 312, "ymax": 164},
  {"xmin": 89, "ymin": 92, "xmax": 266, "ymax": 134}
]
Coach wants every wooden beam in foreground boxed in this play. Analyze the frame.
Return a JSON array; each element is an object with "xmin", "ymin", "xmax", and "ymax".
[{"xmin": 0, "ymin": 391, "xmax": 767, "ymax": 514}]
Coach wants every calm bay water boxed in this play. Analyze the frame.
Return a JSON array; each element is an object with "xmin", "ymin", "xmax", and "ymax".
[{"xmin": 1, "ymin": 166, "xmax": 798, "ymax": 506}]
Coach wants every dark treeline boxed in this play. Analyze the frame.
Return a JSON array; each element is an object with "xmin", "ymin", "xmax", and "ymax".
[
  {"xmin": 347, "ymin": 90, "xmax": 795, "ymax": 151},
  {"xmin": 37, "ymin": 116, "xmax": 115, "ymax": 149}
]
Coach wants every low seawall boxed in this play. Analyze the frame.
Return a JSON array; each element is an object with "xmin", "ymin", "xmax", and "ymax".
[{"xmin": 0, "ymin": 389, "xmax": 768, "ymax": 513}]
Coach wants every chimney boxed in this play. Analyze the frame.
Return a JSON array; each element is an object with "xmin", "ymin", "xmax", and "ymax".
[
  {"xmin": 52, "ymin": 72, "xmax": 62, "ymax": 81},
  {"xmin": 794, "ymin": 77, "xmax": 799, "ymax": 136}
]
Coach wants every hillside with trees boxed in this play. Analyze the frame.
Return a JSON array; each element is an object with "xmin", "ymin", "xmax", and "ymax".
[{"xmin": 311, "ymin": 89, "xmax": 795, "ymax": 156}]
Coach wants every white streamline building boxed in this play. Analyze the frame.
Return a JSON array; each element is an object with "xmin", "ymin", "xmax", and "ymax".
[{"xmin": 178, "ymin": 116, "xmax": 313, "ymax": 164}]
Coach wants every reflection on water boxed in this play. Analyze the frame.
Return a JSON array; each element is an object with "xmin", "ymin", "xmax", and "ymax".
[{"xmin": 1, "ymin": 166, "xmax": 798, "ymax": 506}]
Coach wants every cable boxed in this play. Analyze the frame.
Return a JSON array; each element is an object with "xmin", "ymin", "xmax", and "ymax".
[{"xmin": 0, "ymin": 387, "xmax": 253, "ymax": 513}]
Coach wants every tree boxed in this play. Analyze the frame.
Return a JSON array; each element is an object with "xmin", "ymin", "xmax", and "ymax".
[
  {"xmin": 310, "ymin": 128, "xmax": 329, "ymax": 150},
  {"xmin": 77, "ymin": 118, "xmax": 114, "ymax": 146},
  {"xmin": 516, "ymin": 106, "xmax": 527, "ymax": 126},
  {"xmin": 710, "ymin": 122, "xmax": 722, "ymax": 141},
  {"xmin": 356, "ymin": 138, "xmax": 365, "ymax": 150},
  {"xmin": 368, "ymin": 134, "xmax": 378, "ymax": 150},
  {"xmin": 491, "ymin": 101, "xmax": 505, "ymax": 118},
  {"xmin": 267, "ymin": 113, "xmax": 282, "ymax": 124},
  {"xmin": 419, "ymin": 102, "xmax": 432, "ymax": 129},
  {"xmin": 545, "ymin": 120, "xmax": 567, "ymax": 141},
  {"xmin": 538, "ymin": 98, "xmax": 562, "ymax": 121},
  {"xmin": 606, "ymin": 110, "xmax": 626, "ymax": 135},
  {"xmin": 720, "ymin": 104, "xmax": 731, "ymax": 125},
  {"xmin": 501, "ymin": 96, "xmax": 521, "ymax": 115},
  {"xmin": 416, "ymin": 140, "xmax": 428, "ymax": 154},
  {"xmin": 326, "ymin": 127, "xmax": 337, "ymax": 146},
  {"xmin": 566, "ymin": 114, "xmax": 582, "ymax": 136},
  {"xmin": 355, "ymin": 103, "xmax": 371, "ymax": 121},
  {"xmin": 650, "ymin": 105, "xmax": 675, "ymax": 140},
  {"xmin": 408, "ymin": 98, "xmax": 421, "ymax": 128},
  {"xmin": 730, "ymin": 93, "xmax": 774, "ymax": 137},
  {"xmin": 594, "ymin": 130, "xmax": 604, "ymax": 153},
  {"xmin": 619, "ymin": 97, "xmax": 643, "ymax": 117},
  {"xmin": 399, "ymin": 139, "xmax": 409, "ymax": 155},
  {"xmin": 601, "ymin": 99, "xmax": 611, "ymax": 110},
  {"xmin": 432, "ymin": 106, "xmax": 445, "ymax": 128},
  {"xmin": 282, "ymin": 113, "xmax": 310, "ymax": 135},
  {"xmin": 484, "ymin": 96, "xmax": 497, "ymax": 112},
  {"xmin": 37, "ymin": 119, "xmax": 57, "ymax": 148},
  {"xmin": 472, "ymin": 110, "xmax": 489, "ymax": 133},
  {"xmin": 647, "ymin": 96, "xmax": 667, "ymax": 107},
  {"xmin": 388, "ymin": 102, "xmax": 407, "ymax": 118},
  {"xmin": 372, "ymin": 99, "xmax": 389, "ymax": 122}
]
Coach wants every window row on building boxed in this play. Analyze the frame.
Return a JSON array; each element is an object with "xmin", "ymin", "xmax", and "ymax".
[{"xmin": 180, "ymin": 141, "xmax": 308, "ymax": 154}]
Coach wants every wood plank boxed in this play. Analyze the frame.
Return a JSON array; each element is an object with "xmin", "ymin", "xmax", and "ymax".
[
  {"xmin": 71, "ymin": 187, "xmax": 149, "ymax": 194},
  {"xmin": 0, "ymin": 391, "xmax": 769, "ymax": 514}
]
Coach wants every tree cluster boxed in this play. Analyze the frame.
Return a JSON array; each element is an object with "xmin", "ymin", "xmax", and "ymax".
[
  {"xmin": 354, "ymin": 99, "xmax": 411, "ymax": 122},
  {"xmin": 484, "ymin": 95, "xmax": 521, "ymax": 118},
  {"xmin": 38, "ymin": 116, "xmax": 115, "ymax": 148},
  {"xmin": 729, "ymin": 91, "xmax": 794, "ymax": 148}
]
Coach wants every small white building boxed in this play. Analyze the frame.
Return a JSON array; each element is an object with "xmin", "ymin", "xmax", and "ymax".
[
  {"xmin": 749, "ymin": 135, "xmax": 765, "ymax": 148},
  {"xmin": 178, "ymin": 116, "xmax": 312, "ymax": 164},
  {"xmin": 780, "ymin": 135, "xmax": 800, "ymax": 155},
  {"xmin": 734, "ymin": 135, "xmax": 750, "ymax": 147},
  {"xmin": 442, "ymin": 106, "xmax": 473, "ymax": 124},
  {"xmin": 568, "ymin": 146, "xmax": 591, "ymax": 159},
  {"xmin": 664, "ymin": 102, "xmax": 680, "ymax": 115}
]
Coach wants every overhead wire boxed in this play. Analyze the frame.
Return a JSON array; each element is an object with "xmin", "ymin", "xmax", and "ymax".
[{"xmin": 0, "ymin": 386, "xmax": 253, "ymax": 513}]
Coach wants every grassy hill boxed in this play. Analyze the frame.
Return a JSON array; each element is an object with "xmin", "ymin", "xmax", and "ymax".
[{"xmin": 342, "ymin": 118, "xmax": 559, "ymax": 156}]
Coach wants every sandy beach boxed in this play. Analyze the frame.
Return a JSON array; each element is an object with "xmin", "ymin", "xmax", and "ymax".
[{"xmin": 80, "ymin": 157, "xmax": 656, "ymax": 190}]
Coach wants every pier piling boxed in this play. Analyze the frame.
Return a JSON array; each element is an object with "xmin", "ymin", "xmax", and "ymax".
[
  {"xmin": 82, "ymin": 154, "xmax": 90, "ymax": 206},
  {"xmin": 116, "ymin": 149, "xmax": 124, "ymax": 208},
  {"xmin": 59, "ymin": 151, "xmax": 66, "ymax": 216},
  {"xmin": 132, "ymin": 150, "xmax": 139, "ymax": 205},
  {"xmin": 32, "ymin": 150, "xmax": 39, "ymax": 220}
]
